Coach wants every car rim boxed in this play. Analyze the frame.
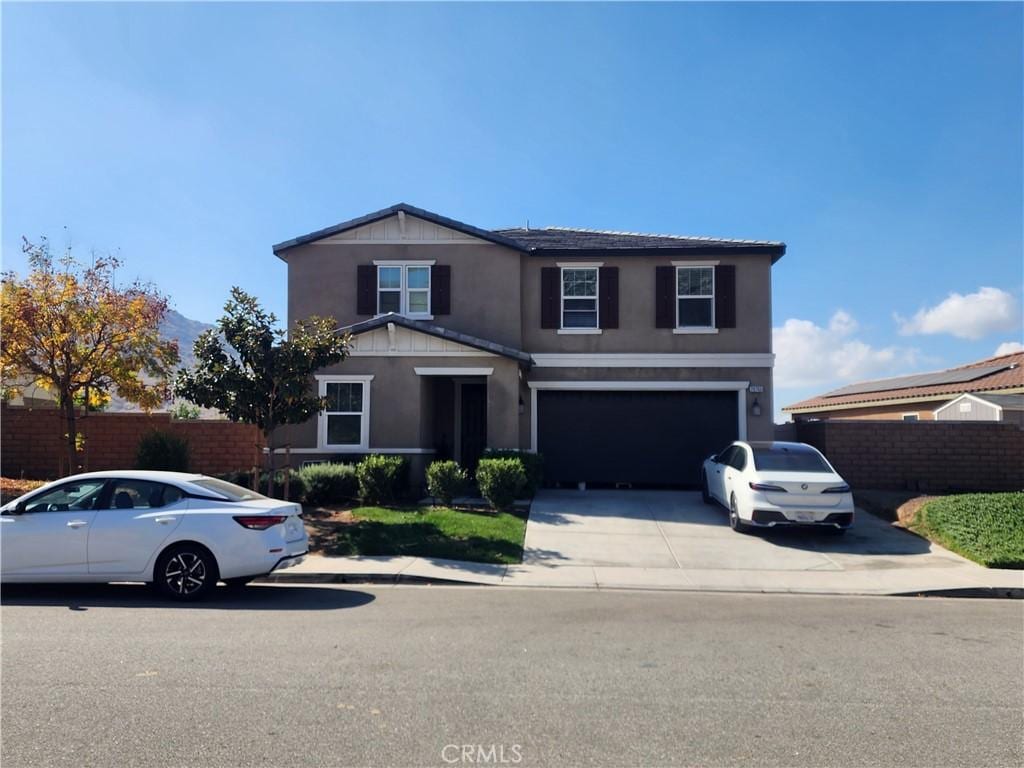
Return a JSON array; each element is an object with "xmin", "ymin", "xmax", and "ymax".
[{"xmin": 164, "ymin": 552, "xmax": 207, "ymax": 595}]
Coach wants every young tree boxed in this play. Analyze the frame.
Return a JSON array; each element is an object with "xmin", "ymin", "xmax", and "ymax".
[
  {"xmin": 1, "ymin": 237, "xmax": 180, "ymax": 474},
  {"xmin": 174, "ymin": 288, "xmax": 348, "ymax": 497}
]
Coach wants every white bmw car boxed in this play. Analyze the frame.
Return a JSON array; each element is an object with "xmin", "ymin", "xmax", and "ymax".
[
  {"xmin": 701, "ymin": 441, "xmax": 855, "ymax": 533},
  {"xmin": 0, "ymin": 471, "xmax": 308, "ymax": 600}
]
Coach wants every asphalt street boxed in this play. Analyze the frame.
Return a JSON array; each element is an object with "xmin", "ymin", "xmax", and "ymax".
[{"xmin": 1, "ymin": 584, "xmax": 1021, "ymax": 768}]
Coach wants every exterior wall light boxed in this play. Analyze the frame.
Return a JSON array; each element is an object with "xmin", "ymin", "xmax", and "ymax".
[{"xmin": 751, "ymin": 397, "xmax": 762, "ymax": 417}]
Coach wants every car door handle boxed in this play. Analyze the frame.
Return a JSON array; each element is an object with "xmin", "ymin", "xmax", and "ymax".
[
  {"xmin": 67, "ymin": 520, "xmax": 89, "ymax": 528},
  {"xmin": 154, "ymin": 516, "xmax": 177, "ymax": 525}
]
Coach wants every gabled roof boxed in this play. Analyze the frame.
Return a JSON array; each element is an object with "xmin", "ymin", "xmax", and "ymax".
[
  {"xmin": 941, "ymin": 392, "xmax": 1024, "ymax": 412},
  {"xmin": 273, "ymin": 203, "xmax": 530, "ymax": 256},
  {"xmin": 495, "ymin": 226, "xmax": 786, "ymax": 260},
  {"xmin": 273, "ymin": 203, "xmax": 786, "ymax": 261},
  {"xmin": 340, "ymin": 313, "xmax": 532, "ymax": 365},
  {"xmin": 783, "ymin": 352, "xmax": 1024, "ymax": 413}
]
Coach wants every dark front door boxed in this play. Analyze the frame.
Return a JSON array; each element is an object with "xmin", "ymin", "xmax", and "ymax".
[
  {"xmin": 537, "ymin": 390, "xmax": 738, "ymax": 487},
  {"xmin": 460, "ymin": 383, "xmax": 488, "ymax": 476}
]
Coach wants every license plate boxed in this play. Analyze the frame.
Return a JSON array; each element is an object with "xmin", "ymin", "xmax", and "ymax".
[{"xmin": 795, "ymin": 511, "xmax": 818, "ymax": 523}]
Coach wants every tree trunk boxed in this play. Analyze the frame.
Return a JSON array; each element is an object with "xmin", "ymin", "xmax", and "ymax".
[{"xmin": 63, "ymin": 397, "xmax": 79, "ymax": 477}]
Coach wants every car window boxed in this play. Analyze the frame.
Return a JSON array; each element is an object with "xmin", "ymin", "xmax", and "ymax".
[
  {"xmin": 22, "ymin": 480, "xmax": 106, "ymax": 513},
  {"xmin": 729, "ymin": 447, "xmax": 748, "ymax": 471},
  {"xmin": 752, "ymin": 446, "xmax": 832, "ymax": 473},
  {"xmin": 190, "ymin": 478, "xmax": 266, "ymax": 502},
  {"xmin": 715, "ymin": 447, "xmax": 735, "ymax": 464},
  {"xmin": 104, "ymin": 480, "xmax": 182, "ymax": 510}
]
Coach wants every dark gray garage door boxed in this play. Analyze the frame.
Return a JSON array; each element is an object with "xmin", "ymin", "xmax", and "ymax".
[{"xmin": 537, "ymin": 390, "xmax": 738, "ymax": 487}]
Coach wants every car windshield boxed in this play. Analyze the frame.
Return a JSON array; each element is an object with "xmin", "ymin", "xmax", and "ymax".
[
  {"xmin": 191, "ymin": 478, "xmax": 266, "ymax": 502},
  {"xmin": 752, "ymin": 447, "xmax": 832, "ymax": 473}
]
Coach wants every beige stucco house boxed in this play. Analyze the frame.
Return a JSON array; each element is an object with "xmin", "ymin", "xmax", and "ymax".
[{"xmin": 273, "ymin": 203, "xmax": 785, "ymax": 487}]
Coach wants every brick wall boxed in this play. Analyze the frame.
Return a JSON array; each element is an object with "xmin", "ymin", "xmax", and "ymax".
[
  {"xmin": 1, "ymin": 405, "xmax": 264, "ymax": 479},
  {"xmin": 792, "ymin": 420, "xmax": 1024, "ymax": 492}
]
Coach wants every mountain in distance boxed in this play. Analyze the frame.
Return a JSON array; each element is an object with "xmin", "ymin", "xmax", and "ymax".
[{"xmin": 161, "ymin": 309, "xmax": 215, "ymax": 371}]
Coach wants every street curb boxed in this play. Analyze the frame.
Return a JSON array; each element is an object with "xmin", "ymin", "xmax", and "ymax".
[{"xmin": 256, "ymin": 573, "xmax": 1024, "ymax": 598}]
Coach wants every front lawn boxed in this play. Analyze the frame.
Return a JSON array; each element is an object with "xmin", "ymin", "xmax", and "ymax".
[
  {"xmin": 910, "ymin": 492, "xmax": 1024, "ymax": 569},
  {"xmin": 305, "ymin": 505, "xmax": 527, "ymax": 565}
]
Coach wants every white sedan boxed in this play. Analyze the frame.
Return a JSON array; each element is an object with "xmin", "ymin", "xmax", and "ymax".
[
  {"xmin": 701, "ymin": 441, "xmax": 855, "ymax": 533},
  {"xmin": 0, "ymin": 470, "xmax": 308, "ymax": 600}
]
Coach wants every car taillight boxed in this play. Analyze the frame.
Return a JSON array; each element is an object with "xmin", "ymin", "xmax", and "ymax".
[
  {"xmin": 233, "ymin": 515, "xmax": 287, "ymax": 530},
  {"xmin": 749, "ymin": 482, "xmax": 787, "ymax": 492},
  {"xmin": 822, "ymin": 484, "xmax": 851, "ymax": 494}
]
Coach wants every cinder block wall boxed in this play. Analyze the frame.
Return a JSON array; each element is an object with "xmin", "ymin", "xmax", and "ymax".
[
  {"xmin": 1, "ymin": 405, "xmax": 264, "ymax": 479},
  {"xmin": 794, "ymin": 420, "xmax": 1024, "ymax": 492}
]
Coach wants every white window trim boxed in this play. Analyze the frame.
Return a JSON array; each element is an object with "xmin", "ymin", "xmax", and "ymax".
[
  {"xmin": 375, "ymin": 263, "xmax": 433, "ymax": 320},
  {"xmin": 317, "ymin": 375, "xmax": 373, "ymax": 450},
  {"xmin": 557, "ymin": 328, "xmax": 603, "ymax": 335},
  {"xmin": 560, "ymin": 266, "xmax": 600, "ymax": 331},
  {"xmin": 556, "ymin": 261, "xmax": 604, "ymax": 268},
  {"xmin": 676, "ymin": 265, "xmax": 715, "ymax": 331},
  {"xmin": 526, "ymin": 380, "xmax": 749, "ymax": 452},
  {"xmin": 901, "ymin": 413, "xmax": 920, "ymax": 421},
  {"xmin": 413, "ymin": 367, "xmax": 494, "ymax": 376}
]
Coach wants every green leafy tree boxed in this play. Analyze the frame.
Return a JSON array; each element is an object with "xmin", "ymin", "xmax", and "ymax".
[
  {"xmin": 1, "ymin": 237, "xmax": 179, "ymax": 474},
  {"xmin": 175, "ymin": 288, "xmax": 348, "ymax": 496}
]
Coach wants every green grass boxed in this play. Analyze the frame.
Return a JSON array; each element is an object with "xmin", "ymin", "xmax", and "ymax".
[
  {"xmin": 910, "ymin": 492, "xmax": 1024, "ymax": 569},
  {"xmin": 307, "ymin": 505, "xmax": 527, "ymax": 565}
]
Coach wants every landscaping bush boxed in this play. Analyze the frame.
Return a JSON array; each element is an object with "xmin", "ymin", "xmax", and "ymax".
[
  {"xmin": 426, "ymin": 460, "xmax": 468, "ymax": 506},
  {"xmin": 136, "ymin": 431, "xmax": 190, "ymax": 472},
  {"xmin": 298, "ymin": 462, "xmax": 359, "ymax": 506},
  {"xmin": 356, "ymin": 454, "xmax": 408, "ymax": 505},
  {"xmin": 482, "ymin": 449, "xmax": 544, "ymax": 495},
  {"xmin": 914, "ymin": 492, "xmax": 1024, "ymax": 569},
  {"xmin": 259, "ymin": 468, "xmax": 307, "ymax": 502},
  {"xmin": 475, "ymin": 457, "xmax": 526, "ymax": 512}
]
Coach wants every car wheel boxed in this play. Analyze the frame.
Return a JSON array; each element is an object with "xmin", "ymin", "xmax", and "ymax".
[
  {"xmin": 701, "ymin": 473, "xmax": 714, "ymax": 505},
  {"xmin": 728, "ymin": 495, "xmax": 748, "ymax": 533},
  {"xmin": 154, "ymin": 544, "xmax": 218, "ymax": 601}
]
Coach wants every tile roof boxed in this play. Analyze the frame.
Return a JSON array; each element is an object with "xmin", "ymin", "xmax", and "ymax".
[
  {"xmin": 340, "ymin": 313, "xmax": 532, "ymax": 364},
  {"xmin": 783, "ymin": 352, "xmax": 1024, "ymax": 412}
]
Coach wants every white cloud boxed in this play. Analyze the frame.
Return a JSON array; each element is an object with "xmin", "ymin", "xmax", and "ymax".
[
  {"xmin": 994, "ymin": 341, "xmax": 1024, "ymax": 356},
  {"xmin": 895, "ymin": 287, "xmax": 1020, "ymax": 340},
  {"xmin": 773, "ymin": 310, "xmax": 922, "ymax": 389}
]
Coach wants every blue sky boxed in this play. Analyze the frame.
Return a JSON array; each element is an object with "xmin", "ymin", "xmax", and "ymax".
[{"xmin": 3, "ymin": 2, "xmax": 1022, "ymax": 419}]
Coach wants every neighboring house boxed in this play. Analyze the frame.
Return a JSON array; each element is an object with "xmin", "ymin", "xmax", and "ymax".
[
  {"xmin": 783, "ymin": 352, "xmax": 1024, "ymax": 423},
  {"xmin": 272, "ymin": 203, "xmax": 785, "ymax": 486}
]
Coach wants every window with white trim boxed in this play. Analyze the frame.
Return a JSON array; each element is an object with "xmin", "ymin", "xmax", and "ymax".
[
  {"xmin": 321, "ymin": 379, "xmax": 369, "ymax": 448},
  {"xmin": 676, "ymin": 266, "xmax": 714, "ymax": 328},
  {"xmin": 377, "ymin": 264, "xmax": 431, "ymax": 317},
  {"xmin": 902, "ymin": 413, "xmax": 919, "ymax": 422},
  {"xmin": 561, "ymin": 268, "xmax": 598, "ymax": 328}
]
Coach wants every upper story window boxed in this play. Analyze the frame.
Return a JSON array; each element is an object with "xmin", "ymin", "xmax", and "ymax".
[
  {"xmin": 561, "ymin": 268, "xmax": 598, "ymax": 329},
  {"xmin": 676, "ymin": 266, "xmax": 714, "ymax": 329},
  {"xmin": 376, "ymin": 263, "xmax": 431, "ymax": 318}
]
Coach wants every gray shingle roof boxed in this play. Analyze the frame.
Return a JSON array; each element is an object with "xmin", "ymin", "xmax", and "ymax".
[
  {"xmin": 495, "ymin": 225, "xmax": 785, "ymax": 253},
  {"xmin": 340, "ymin": 313, "xmax": 532, "ymax": 364}
]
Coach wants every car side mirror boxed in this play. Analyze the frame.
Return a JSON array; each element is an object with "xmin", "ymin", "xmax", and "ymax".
[{"xmin": 8, "ymin": 501, "xmax": 26, "ymax": 515}]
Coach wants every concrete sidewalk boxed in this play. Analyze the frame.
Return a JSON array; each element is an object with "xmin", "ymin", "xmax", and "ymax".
[{"xmin": 266, "ymin": 551, "xmax": 1024, "ymax": 596}]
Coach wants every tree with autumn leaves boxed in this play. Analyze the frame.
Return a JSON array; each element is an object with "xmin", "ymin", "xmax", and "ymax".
[{"xmin": 1, "ymin": 237, "xmax": 179, "ymax": 474}]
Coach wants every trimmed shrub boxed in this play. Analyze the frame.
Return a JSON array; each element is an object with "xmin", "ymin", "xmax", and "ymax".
[
  {"xmin": 482, "ymin": 449, "xmax": 543, "ymax": 495},
  {"xmin": 259, "ymin": 469, "xmax": 307, "ymax": 502},
  {"xmin": 356, "ymin": 454, "xmax": 408, "ymax": 505},
  {"xmin": 136, "ymin": 431, "xmax": 190, "ymax": 472},
  {"xmin": 426, "ymin": 460, "xmax": 468, "ymax": 506},
  {"xmin": 475, "ymin": 458, "xmax": 526, "ymax": 512},
  {"xmin": 299, "ymin": 462, "xmax": 359, "ymax": 506}
]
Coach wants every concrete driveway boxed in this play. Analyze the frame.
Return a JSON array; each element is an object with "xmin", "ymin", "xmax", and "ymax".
[{"xmin": 523, "ymin": 489, "xmax": 969, "ymax": 573}]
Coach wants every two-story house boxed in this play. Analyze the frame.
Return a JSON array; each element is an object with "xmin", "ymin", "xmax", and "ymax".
[{"xmin": 272, "ymin": 203, "xmax": 784, "ymax": 487}]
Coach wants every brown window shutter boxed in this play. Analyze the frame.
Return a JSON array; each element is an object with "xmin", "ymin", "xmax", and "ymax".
[
  {"xmin": 655, "ymin": 266, "xmax": 674, "ymax": 328},
  {"xmin": 432, "ymin": 265, "xmax": 451, "ymax": 315},
  {"xmin": 599, "ymin": 266, "xmax": 619, "ymax": 329},
  {"xmin": 356, "ymin": 265, "xmax": 376, "ymax": 315},
  {"xmin": 715, "ymin": 265, "xmax": 736, "ymax": 329},
  {"xmin": 540, "ymin": 267, "xmax": 559, "ymax": 329}
]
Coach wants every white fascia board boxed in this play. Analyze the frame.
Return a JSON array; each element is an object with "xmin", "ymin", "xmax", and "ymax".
[
  {"xmin": 414, "ymin": 367, "xmax": 494, "ymax": 376},
  {"xmin": 529, "ymin": 353, "xmax": 774, "ymax": 368},
  {"xmin": 527, "ymin": 380, "xmax": 750, "ymax": 391}
]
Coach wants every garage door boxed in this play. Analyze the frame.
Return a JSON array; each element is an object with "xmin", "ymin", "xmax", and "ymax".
[{"xmin": 537, "ymin": 390, "xmax": 738, "ymax": 487}]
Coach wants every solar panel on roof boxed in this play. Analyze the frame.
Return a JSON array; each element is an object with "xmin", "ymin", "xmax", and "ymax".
[{"xmin": 823, "ymin": 364, "xmax": 1013, "ymax": 398}]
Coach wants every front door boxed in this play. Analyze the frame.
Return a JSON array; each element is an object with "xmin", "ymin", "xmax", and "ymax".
[
  {"xmin": 0, "ymin": 478, "xmax": 107, "ymax": 577},
  {"xmin": 460, "ymin": 383, "xmax": 488, "ymax": 476}
]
